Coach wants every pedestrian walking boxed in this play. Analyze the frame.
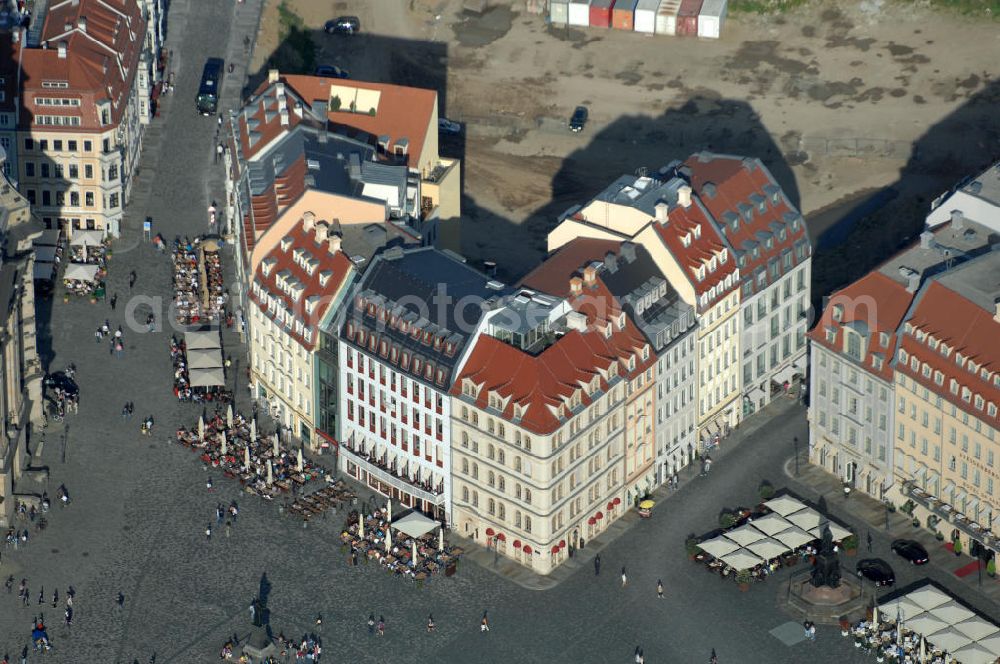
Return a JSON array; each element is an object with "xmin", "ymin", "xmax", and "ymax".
[
  {"xmin": 65, "ymin": 605, "xmax": 73, "ymax": 628},
  {"xmin": 656, "ymin": 579, "xmax": 664, "ymax": 599},
  {"xmin": 225, "ymin": 521, "xmax": 231, "ymax": 538},
  {"xmin": 51, "ymin": 588, "xmax": 58, "ymax": 608},
  {"xmin": 205, "ymin": 524, "xmax": 212, "ymax": 540},
  {"xmin": 377, "ymin": 615, "xmax": 385, "ymax": 637},
  {"xmin": 95, "ymin": 329, "xmax": 103, "ymax": 343},
  {"xmin": 110, "ymin": 293, "xmax": 117, "ymax": 311},
  {"xmin": 206, "ymin": 477, "xmax": 213, "ymax": 492},
  {"xmin": 427, "ymin": 614, "xmax": 435, "ymax": 632},
  {"xmin": 37, "ymin": 587, "xmax": 43, "ymax": 605},
  {"xmin": 480, "ymin": 611, "xmax": 490, "ymax": 633},
  {"xmin": 21, "ymin": 645, "xmax": 27, "ymax": 664},
  {"xmin": 809, "ymin": 622, "xmax": 816, "ymax": 641},
  {"xmin": 710, "ymin": 648, "xmax": 718, "ymax": 664},
  {"xmin": 128, "ymin": 270, "xmax": 137, "ymax": 290},
  {"xmin": 867, "ymin": 531, "xmax": 873, "ymax": 552},
  {"xmin": 594, "ymin": 554, "xmax": 601, "ymax": 575},
  {"xmin": 116, "ymin": 591, "xmax": 125, "ymax": 612},
  {"xmin": 316, "ymin": 613, "xmax": 322, "ymax": 627},
  {"xmin": 367, "ymin": 614, "xmax": 375, "ymax": 635},
  {"xmin": 621, "ymin": 567, "xmax": 628, "ymax": 587}
]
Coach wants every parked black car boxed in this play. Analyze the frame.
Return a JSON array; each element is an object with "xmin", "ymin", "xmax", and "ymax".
[
  {"xmin": 569, "ymin": 106, "xmax": 588, "ymax": 133},
  {"xmin": 891, "ymin": 539, "xmax": 929, "ymax": 565},
  {"xmin": 314, "ymin": 65, "xmax": 350, "ymax": 79},
  {"xmin": 856, "ymin": 558, "xmax": 895, "ymax": 586},
  {"xmin": 325, "ymin": 16, "xmax": 360, "ymax": 35}
]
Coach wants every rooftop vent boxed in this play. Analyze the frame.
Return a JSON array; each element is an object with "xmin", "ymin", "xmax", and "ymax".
[
  {"xmin": 967, "ymin": 181, "xmax": 983, "ymax": 194},
  {"xmin": 486, "ymin": 280, "xmax": 505, "ymax": 291},
  {"xmin": 565, "ymin": 311, "xmax": 587, "ymax": 331},
  {"xmin": 677, "ymin": 184, "xmax": 693, "ymax": 209},
  {"xmin": 950, "ymin": 210, "xmax": 965, "ymax": 231},
  {"xmin": 654, "ymin": 201, "xmax": 669, "ymax": 223},
  {"xmin": 383, "ymin": 246, "xmax": 405, "ymax": 261},
  {"xmin": 919, "ymin": 230, "xmax": 934, "ymax": 249},
  {"xmin": 702, "ymin": 182, "xmax": 717, "ymax": 199},
  {"xmin": 620, "ymin": 242, "xmax": 637, "ymax": 262}
]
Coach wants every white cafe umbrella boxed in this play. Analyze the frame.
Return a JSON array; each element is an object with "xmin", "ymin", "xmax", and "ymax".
[
  {"xmin": 772, "ymin": 526, "xmax": 815, "ymax": 550},
  {"xmin": 750, "ymin": 512, "xmax": 794, "ymax": 536},
  {"xmin": 244, "ymin": 445, "xmax": 251, "ymax": 468},
  {"xmin": 953, "ymin": 617, "xmax": 1000, "ymax": 641},
  {"xmin": 953, "ymin": 643, "xmax": 1000, "ymax": 664},
  {"xmin": 873, "ymin": 603, "xmax": 879, "ymax": 626},
  {"xmin": 979, "ymin": 634, "xmax": 1000, "ymax": 657},
  {"xmin": 930, "ymin": 601, "xmax": 976, "ymax": 626},
  {"xmin": 250, "ymin": 418, "xmax": 257, "ymax": 441},
  {"xmin": 719, "ymin": 549, "xmax": 764, "ymax": 571},
  {"xmin": 905, "ymin": 613, "xmax": 948, "ymax": 636},
  {"xmin": 439, "ymin": 525, "xmax": 444, "ymax": 551},
  {"xmin": 905, "ymin": 585, "xmax": 952, "ymax": 611},
  {"xmin": 198, "ymin": 416, "xmax": 205, "ymax": 441},
  {"xmin": 220, "ymin": 430, "xmax": 227, "ymax": 456},
  {"xmin": 697, "ymin": 535, "xmax": 740, "ymax": 559},
  {"xmin": 786, "ymin": 508, "xmax": 823, "ymax": 532},
  {"xmin": 386, "ymin": 500, "xmax": 392, "ymax": 524},
  {"xmin": 226, "ymin": 405, "xmax": 233, "ymax": 429},
  {"xmin": 266, "ymin": 460, "xmax": 273, "ymax": 485},
  {"xmin": 273, "ymin": 433, "xmax": 279, "ymax": 457},
  {"xmin": 297, "ymin": 448, "xmax": 304, "ymax": 473},
  {"xmin": 746, "ymin": 537, "xmax": 790, "ymax": 561},
  {"xmin": 764, "ymin": 494, "xmax": 808, "ymax": 516},
  {"xmin": 920, "ymin": 635, "xmax": 926, "ymax": 663},
  {"xmin": 925, "ymin": 626, "xmax": 972, "ymax": 653},
  {"xmin": 386, "ymin": 528, "xmax": 393, "ymax": 553},
  {"xmin": 358, "ymin": 515, "xmax": 364, "ymax": 539},
  {"xmin": 411, "ymin": 539, "xmax": 418, "ymax": 567},
  {"xmin": 724, "ymin": 524, "xmax": 766, "ymax": 546}
]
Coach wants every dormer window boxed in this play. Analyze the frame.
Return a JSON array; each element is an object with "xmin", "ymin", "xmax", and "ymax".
[
  {"xmin": 832, "ymin": 304, "xmax": 844, "ymax": 322},
  {"xmin": 617, "ymin": 313, "xmax": 626, "ymax": 330},
  {"xmin": 708, "ymin": 256, "xmax": 718, "ymax": 272},
  {"xmin": 413, "ymin": 358, "xmax": 422, "ymax": 374},
  {"xmin": 693, "ymin": 224, "xmax": 702, "ymax": 239},
  {"xmin": 604, "ymin": 324, "xmax": 612, "ymax": 339},
  {"xmin": 880, "ymin": 332, "xmax": 890, "ymax": 347},
  {"xmin": 934, "ymin": 370, "xmax": 944, "ymax": 386},
  {"xmin": 778, "ymin": 228, "xmax": 787, "ymax": 242},
  {"xmin": 681, "ymin": 233, "xmax": 692, "ymax": 248}
]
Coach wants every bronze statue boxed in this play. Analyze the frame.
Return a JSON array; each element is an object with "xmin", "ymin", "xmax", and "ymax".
[{"xmin": 809, "ymin": 524, "xmax": 841, "ymax": 588}]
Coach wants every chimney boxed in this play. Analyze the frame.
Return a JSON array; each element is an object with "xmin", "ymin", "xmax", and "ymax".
[
  {"xmin": 569, "ymin": 277, "xmax": 583, "ymax": 295},
  {"xmin": 582, "ymin": 265, "xmax": 597, "ymax": 285},
  {"xmin": 268, "ymin": 69, "xmax": 281, "ymax": 83},
  {"xmin": 57, "ymin": 41, "xmax": 68, "ymax": 59},
  {"xmin": 77, "ymin": 17, "xmax": 87, "ymax": 33},
  {"xmin": 654, "ymin": 202, "xmax": 669, "ymax": 223},
  {"xmin": 677, "ymin": 185, "xmax": 693, "ymax": 209},
  {"xmin": 919, "ymin": 230, "xmax": 934, "ymax": 249},
  {"xmin": 951, "ymin": 210, "xmax": 965, "ymax": 230},
  {"xmin": 302, "ymin": 211, "xmax": 315, "ymax": 232},
  {"xmin": 314, "ymin": 221, "xmax": 329, "ymax": 244},
  {"xmin": 328, "ymin": 233, "xmax": 343, "ymax": 255},
  {"xmin": 906, "ymin": 272, "xmax": 921, "ymax": 293}
]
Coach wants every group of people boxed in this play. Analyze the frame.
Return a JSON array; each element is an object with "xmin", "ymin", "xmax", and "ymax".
[
  {"xmin": 173, "ymin": 409, "xmax": 327, "ymax": 501},
  {"xmin": 172, "ymin": 236, "xmax": 226, "ymax": 325},
  {"xmin": 94, "ymin": 319, "xmax": 127, "ymax": 358},
  {"xmin": 850, "ymin": 616, "xmax": 950, "ymax": 663},
  {"xmin": 43, "ymin": 365, "xmax": 79, "ymax": 422},
  {"xmin": 339, "ymin": 507, "xmax": 462, "ymax": 581}
]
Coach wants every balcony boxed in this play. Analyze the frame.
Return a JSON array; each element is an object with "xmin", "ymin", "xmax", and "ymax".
[
  {"xmin": 902, "ymin": 480, "xmax": 996, "ymax": 548},
  {"xmin": 340, "ymin": 439, "xmax": 445, "ymax": 506}
]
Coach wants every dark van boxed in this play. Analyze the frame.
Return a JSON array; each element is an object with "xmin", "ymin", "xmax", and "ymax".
[{"xmin": 196, "ymin": 58, "xmax": 224, "ymax": 116}]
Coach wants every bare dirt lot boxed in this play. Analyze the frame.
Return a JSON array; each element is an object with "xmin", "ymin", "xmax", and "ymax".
[{"xmin": 252, "ymin": 0, "xmax": 999, "ymax": 285}]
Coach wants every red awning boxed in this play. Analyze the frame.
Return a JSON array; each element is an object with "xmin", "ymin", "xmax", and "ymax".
[
  {"xmin": 523, "ymin": 545, "xmax": 532, "ymax": 554},
  {"xmin": 606, "ymin": 502, "xmax": 614, "ymax": 511},
  {"xmin": 497, "ymin": 533, "xmax": 506, "ymax": 542},
  {"xmin": 559, "ymin": 539, "xmax": 566, "ymax": 548},
  {"xmin": 613, "ymin": 497, "xmax": 621, "ymax": 505},
  {"xmin": 513, "ymin": 540, "xmax": 522, "ymax": 549},
  {"xmin": 587, "ymin": 517, "xmax": 596, "ymax": 526},
  {"xmin": 551, "ymin": 545, "xmax": 560, "ymax": 554},
  {"xmin": 485, "ymin": 527, "xmax": 495, "ymax": 537},
  {"xmin": 596, "ymin": 512, "xmax": 604, "ymax": 520}
]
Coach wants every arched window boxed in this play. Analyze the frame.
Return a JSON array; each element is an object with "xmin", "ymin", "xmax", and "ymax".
[
  {"xmin": 515, "ymin": 483, "xmax": 522, "ymax": 500},
  {"xmin": 472, "ymin": 463, "xmax": 479, "ymax": 480},
  {"xmin": 498, "ymin": 423, "xmax": 506, "ymax": 438},
  {"xmin": 472, "ymin": 412, "xmax": 479, "ymax": 426},
  {"xmin": 461, "ymin": 431, "xmax": 469, "ymax": 447},
  {"xmin": 498, "ymin": 476, "xmax": 506, "ymax": 492},
  {"xmin": 461, "ymin": 458, "xmax": 469, "ymax": 474},
  {"xmin": 498, "ymin": 450, "xmax": 506, "ymax": 465},
  {"xmin": 515, "ymin": 457, "xmax": 522, "ymax": 473},
  {"xmin": 488, "ymin": 471, "xmax": 495, "ymax": 487},
  {"xmin": 488, "ymin": 498, "xmax": 496, "ymax": 515},
  {"xmin": 515, "ymin": 510, "xmax": 522, "ymax": 527},
  {"xmin": 472, "ymin": 491, "xmax": 479, "ymax": 507},
  {"xmin": 461, "ymin": 406, "xmax": 469, "ymax": 421},
  {"xmin": 488, "ymin": 445, "xmax": 495, "ymax": 460},
  {"xmin": 524, "ymin": 488, "xmax": 532, "ymax": 505},
  {"xmin": 461, "ymin": 486, "xmax": 469, "ymax": 502},
  {"xmin": 525, "ymin": 516, "xmax": 532, "ymax": 533},
  {"xmin": 498, "ymin": 503, "xmax": 506, "ymax": 520}
]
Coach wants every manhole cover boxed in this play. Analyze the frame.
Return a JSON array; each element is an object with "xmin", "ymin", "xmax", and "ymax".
[
  {"xmin": 51, "ymin": 549, "xmax": 59, "ymax": 554},
  {"xmin": 82, "ymin": 552, "xmax": 89, "ymax": 557}
]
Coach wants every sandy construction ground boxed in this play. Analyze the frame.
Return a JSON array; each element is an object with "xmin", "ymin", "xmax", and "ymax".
[{"xmin": 251, "ymin": 0, "xmax": 999, "ymax": 284}]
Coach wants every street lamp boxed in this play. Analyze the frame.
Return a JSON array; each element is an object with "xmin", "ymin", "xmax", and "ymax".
[{"xmin": 794, "ymin": 436, "xmax": 799, "ymax": 476}]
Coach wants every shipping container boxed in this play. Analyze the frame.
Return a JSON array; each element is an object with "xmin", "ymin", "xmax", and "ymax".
[
  {"xmin": 568, "ymin": 0, "xmax": 592, "ymax": 26},
  {"xmin": 675, "ymin": 0, "xmax": 702, "ymax": 36},
  {"xmin": 550, "ymin": 0, "xmax": 569, "ymax": 25},
  {"xmin": 611, "ymin": 0, "xmax": 638, "ymax": 30},
  {"xmin": 654, "ymin": 0, "xmax": 681, "ymax": 35},
  {"xmin": 590, "ymin": 0, "xmax": 615, "ymax": 27},
  {"xmin": 633, "ymin": 0, "xmax": 662, "ymax": 32},
  {"xmin": 697, "ymin": 0, "xmax": 726, "ymax": 38}
]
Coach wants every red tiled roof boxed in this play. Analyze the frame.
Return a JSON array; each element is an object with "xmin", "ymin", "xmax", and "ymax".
[
  {"xmin": 807, "ymin": 271, "xmax": 912, "ymax": 383},
  {"xmin": 248, "ymin": 218, "xmax": 355, "ymax": 351},
  {"xmin": 452, "ymin": 282, "xmax": 653, "ymax": 435},
  {"xmin": 240, "ymin": 74, "xmax": 436, "ymax": 169},
  {"xmin": 652, "ymin": 199, "xmax": 737, "ymax": 309},
  {"xmin": 519, "ymin": 237, "xmax": 622, "ymax": 297},
  {"xmin": 18, "ymin": 0, "xmax": 144, "ymax": 130},
  {"xmin": 896, "ymin": 281, "xmax": 1000, "ymax": 425},
  {"xmin": 684, "ymin": 154, "xmax": 809, "ymax": 287}
]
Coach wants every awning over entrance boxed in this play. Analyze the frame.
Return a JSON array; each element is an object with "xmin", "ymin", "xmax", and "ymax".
[{"xmin": 771, "ymin": 365, "xmax": 797, "ymax": 386}]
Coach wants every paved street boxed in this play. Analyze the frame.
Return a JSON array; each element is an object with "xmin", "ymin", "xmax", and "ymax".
[{"xmin": 1, "ymin": 2, "xmax": 997, "ymax": 664}]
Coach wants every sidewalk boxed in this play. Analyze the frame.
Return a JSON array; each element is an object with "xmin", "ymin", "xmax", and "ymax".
[
  {"xmin": 785, "ymin": 457, "xmax": 1000, "ymax": 604},
  {"xmin": 452, "ymin": 395, "xmax": 804, "ymax": 590}
]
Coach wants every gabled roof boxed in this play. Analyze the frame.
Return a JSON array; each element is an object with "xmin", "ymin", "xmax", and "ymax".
[
  {"xmin": 684, "ymin": 152, "xmax": 809, "ymax": 295},
  {"xmin": 18, "ymin": 0, "xmax": 144, "ymax": 130},
  {"xmin": 238, "ymin": 73, "xmax": 436, "ymax": 168},
  {"xmin": 248, "ymin": 217, "xmax": 355, "ymax": 351},
  {"xmin": 807, "ymin": 270, "xmax": 913, "ymax": 383},
  {"xmin": 453, "ymin": 284, "xmax": 653, "ymax": 435},
  {"xmin": 518, "ymin": 237, "xmax": 623, "ymax": 297}
]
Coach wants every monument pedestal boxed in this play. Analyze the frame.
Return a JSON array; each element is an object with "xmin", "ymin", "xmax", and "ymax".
[
  {"xmin": 781, "ymin": 571, "xmax": 867, "ymax": 624},
  {"xmin": 241, "ymin": 624, "xmax": 277, "ymax": 660}
]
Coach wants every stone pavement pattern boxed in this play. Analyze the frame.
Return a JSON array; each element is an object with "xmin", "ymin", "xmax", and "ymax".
[{"xmin": 1, "ymin": 2, "xmax": 997, "ymax": 662}]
